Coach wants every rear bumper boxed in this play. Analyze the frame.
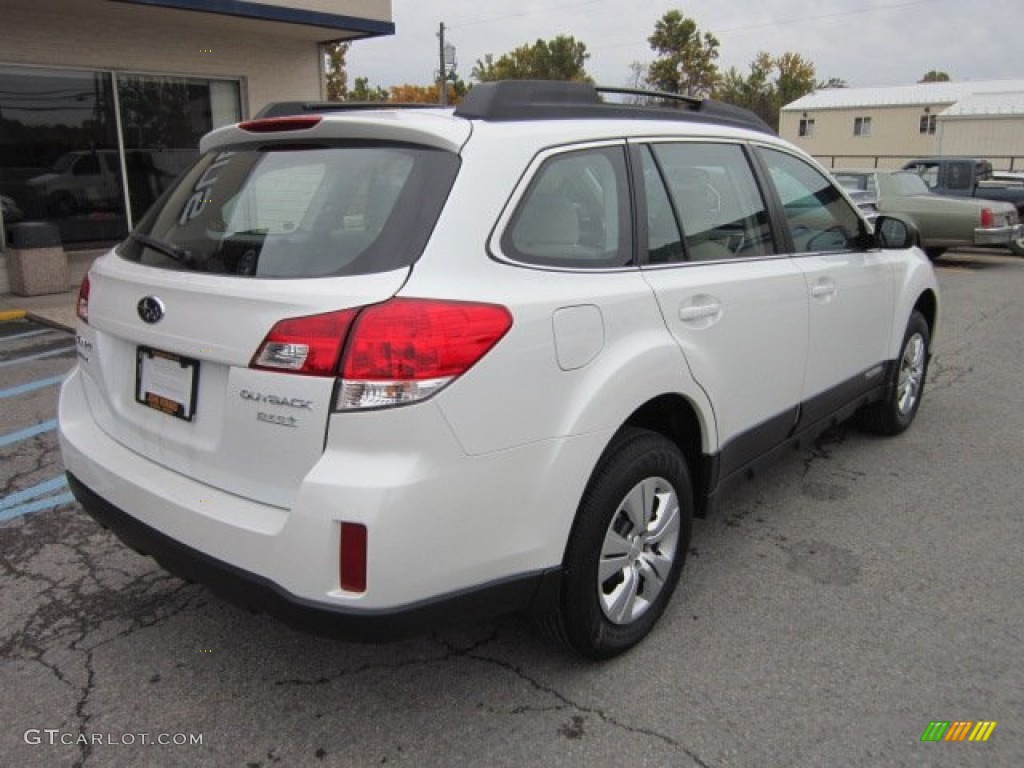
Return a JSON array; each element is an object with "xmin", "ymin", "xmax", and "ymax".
[
  {"xmin": 974, "ymin": 223, "xmax": 1023, "ymax": 246},
  {"xmin": 67, "ymin": 472, "xmax": 561, "ymax": 641},
  {"xmin": 58, "ymin": 364, "xmax": 599, "ymax": 638}
]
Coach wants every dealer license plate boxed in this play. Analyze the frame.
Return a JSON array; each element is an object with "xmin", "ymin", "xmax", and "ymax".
[{"xmin": 135, "ymin": 346, "xmax": 199, "ymax": 421}]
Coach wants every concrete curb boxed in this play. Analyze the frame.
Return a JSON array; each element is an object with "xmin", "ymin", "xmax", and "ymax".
[{"xmin": 26, "ymin": 310, "xmax": 76, "ymax": 333}]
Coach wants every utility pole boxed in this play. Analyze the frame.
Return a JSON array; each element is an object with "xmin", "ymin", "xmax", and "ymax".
[{"xmin": 438, "ymin": 22, "xmax": 447, "ymax": 106}]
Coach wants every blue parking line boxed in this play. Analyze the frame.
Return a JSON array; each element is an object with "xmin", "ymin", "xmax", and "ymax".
[
  {"xmin": 0, "ymin": 475, "xmax": 69, "ymax": 511},
  {"xmin": 0, "ymin": 491, "xmax": 75, "ymax": 522},
  {"xmin": 0, "ymin": 345, "xmax": 74, "ymax": 368},
  {"xmin": 0, "ymin": 419, "xmax": 58, "ymax": 449},
  {"xmin": 0, "ymin": 329, "xmax": 54, "ymax": 344},
  {"xmin": 0, "ymin": 374, "xmax": 66, "ymax": 399}
]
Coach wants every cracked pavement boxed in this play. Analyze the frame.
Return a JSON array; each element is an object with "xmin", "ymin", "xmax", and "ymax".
[{"xmin": 2, "ymin": 250, "xmax": 1023, "ymax": 767}]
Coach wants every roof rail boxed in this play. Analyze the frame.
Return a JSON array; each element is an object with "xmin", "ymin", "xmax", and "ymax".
[
  {"xmin": 255, "ymin": 101, "xmax": 441, "ymax": 119},
  {"xmin": 454, "ymin": 80, "xmax": 774, "ymax": 134}
]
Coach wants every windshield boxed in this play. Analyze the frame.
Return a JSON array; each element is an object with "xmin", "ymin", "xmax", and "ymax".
[{"xmin": 119, "ymin": 142, "xmax": 459, "ymax": 278}]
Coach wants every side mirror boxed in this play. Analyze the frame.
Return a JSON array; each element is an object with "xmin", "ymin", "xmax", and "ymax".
[{"xmin": 873, "ymin": 215, "xmax": 918, "ymax": 249}]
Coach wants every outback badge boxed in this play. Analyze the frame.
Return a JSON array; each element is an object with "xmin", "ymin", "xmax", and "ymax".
[{"xmin": 137, "ymin": 296, "xmax": 165, "ymax": 324}]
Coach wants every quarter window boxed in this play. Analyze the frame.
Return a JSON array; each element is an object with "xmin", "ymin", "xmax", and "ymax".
[
  {"xmin": 759, "ymin": 147, "xmax": 863, "ymax": 254},
  {"xmin": 502, "ymin": 146, "xmax": 632, "ymax": 268}
]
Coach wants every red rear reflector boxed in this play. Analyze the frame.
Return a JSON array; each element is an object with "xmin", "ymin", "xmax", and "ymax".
[
  {"xmin": 250, "ymin": 309, "xmax": 357, "ymax": 376},
  {"xmin": 238, "ymin": 116, "xmax": 322, "ymax": 133},
  {"xmin": 76, "ymin": 274, "xmax": 91, "ymax": 323},
  {"xmin": 339, "ymin": 522, "xmax": 367, "ymax": 593},
  {"xmin": 980, "ymin": 208, "xmax": 995, "ymax": 227},
  {"xmin": 342, "ymin": 298, "xmax": 513, "ymax": 380}
]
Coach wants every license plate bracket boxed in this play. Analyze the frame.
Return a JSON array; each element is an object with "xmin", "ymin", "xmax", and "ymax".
[{"xmin": 135, "ymin": 346, "xmax": 199, "ymax": 421}]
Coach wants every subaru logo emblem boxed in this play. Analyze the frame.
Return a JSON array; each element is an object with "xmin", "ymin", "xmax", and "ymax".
[{"xmin": 137, "ymin": 296, "xmax": 165, "ymax": 324}]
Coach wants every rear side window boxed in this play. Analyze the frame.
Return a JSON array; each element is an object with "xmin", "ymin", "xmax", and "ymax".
[
  {"xmin": 646, "ymin": 142, "xmax": 775, "ymax": 263},
  {"xmin": 119, "ymin": 143, "xmax": 459, "ymax": 278},
  {"xmin": 501, "ymin": 146, "xmax": 632, "ymax": 269},
  {"xmin": 759, "ymin": 147, "xmax": 863, "ymax": 254}
]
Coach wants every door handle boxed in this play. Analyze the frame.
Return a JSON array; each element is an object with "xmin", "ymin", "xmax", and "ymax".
[
  {"xmin": 678, "ymin": 296, "xmax": 722, "ymax": 326},
  {"xmin": 811, "ymin": 279, "xmax": 837, "ymax": 301}
]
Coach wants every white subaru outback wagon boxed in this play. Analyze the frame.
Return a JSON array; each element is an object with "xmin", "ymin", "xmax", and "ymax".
[{"xmin": 59, "ymin": 81, "xmax": 938, "ymax": 659}]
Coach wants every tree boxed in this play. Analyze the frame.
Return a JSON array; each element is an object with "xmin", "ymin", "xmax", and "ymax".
[
  {"xmin": 817, "ymin": 77, "xmax": 848, "ymax": 89},
  {"xmin": 646, "ymin": 10, "xmax": 720, "ymax": 97},
  {"xmin": 472, "ymin": 35, "xmax": 591, "ymax": 82},
  {"xmin": 324, "ymin": 42, "xmax": 350, "ymax": 101},
  {"xmin": 713, "ymin": 51, "xmax": 818, "ymax": 131},
  {"xmin": 919, "ymin": 70, "xmax": 951, "ymax": 82},
  {"xmin": 774, "ymin": 52, "xmax": 817, "ymax": 109},
  {"xmin": 389, "ymin": 84, "xmax": 441, "ymax": 103},
  {"xmin": 626, "ymin": 61, "xmax": 648, "ymax": 90},
  {"xmin": 347, "ymin": 77, "xmax": 389, "ymax": 102}
]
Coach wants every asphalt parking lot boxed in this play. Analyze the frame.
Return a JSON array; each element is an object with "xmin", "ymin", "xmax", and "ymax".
[{"xmin": 2, "ymin": 249, "xmax": 1022, "ymax": 768}]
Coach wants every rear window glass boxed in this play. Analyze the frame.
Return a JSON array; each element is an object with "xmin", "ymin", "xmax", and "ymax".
[{"xmin": 119, "ymin": 143, "xmax": 459, "ymax": 278}]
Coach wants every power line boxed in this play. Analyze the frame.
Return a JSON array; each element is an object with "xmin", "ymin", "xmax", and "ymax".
[
  {"xmin": 450, "ymin": 0, "xmax": 606, "ymax": 30},
  {"xmin": 590, "ymin": 0, "xmax": 941, "ymax": 52}
]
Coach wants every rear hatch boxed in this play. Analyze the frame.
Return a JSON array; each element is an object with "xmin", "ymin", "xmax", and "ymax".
[{"xmin": 77, "ymin": 120, "xmax": 463, "ymax": 508}]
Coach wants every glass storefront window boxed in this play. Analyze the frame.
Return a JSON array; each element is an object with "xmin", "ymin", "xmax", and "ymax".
[
  {"xmin": 117, "ymin": 74, "xmax": 241, "ymax": 223},
  {"xmin": 1, "ymin": 65, "xmax": 240, "ymax": 248},
  {"xmin": 0, "ymin": 66, "xmax": 122, "ymax": 245}
]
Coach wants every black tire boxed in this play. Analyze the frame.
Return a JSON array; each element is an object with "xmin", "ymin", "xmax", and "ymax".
[
  {"xmin": 544, "ymin": 428, "xmax": 693, "ymax": 660},
  {"xmin": 858, "ymin": 310, "xmax": 930, "ymax": 436},
  {"xmin": 1009, "ymin": 236, "xmax": 1024, "ymax": 257},
  {"xmin": 924, "ymin": 247, "xmax": 945, "ymax": 261}
]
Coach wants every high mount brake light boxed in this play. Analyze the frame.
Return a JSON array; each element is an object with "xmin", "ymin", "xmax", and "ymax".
[
  {"xmin": 238, "ymin": 116, "xmax": 323, "ymax": 133},
  {"xmin": 250, "ymin": 299, "xmax": 513, "ymax": 409}
]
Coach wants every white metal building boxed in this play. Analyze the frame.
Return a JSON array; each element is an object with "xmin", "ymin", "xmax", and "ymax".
[{"xmin": 780, "ymin": 80, "xmax": 1024, "ymax": 170}]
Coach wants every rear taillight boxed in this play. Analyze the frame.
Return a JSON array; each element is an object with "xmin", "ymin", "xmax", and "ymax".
[
  {"xmin": 250, "ymin": 298, "xmax": 512, "ymax": 410},
  {"xmin": 980, "ymin": 208, "xmax": 995, "ymax": 227},
  {"xmin": 337, "ymin": 298, "xmax": 512, "ymax": 410},
  {"xmin": 76, "ymin": 274, "xmax": 90, "ymax": 323},
  {"xmin": 250, "ymin": 309, "xmax": 358, "ymax": 376}
]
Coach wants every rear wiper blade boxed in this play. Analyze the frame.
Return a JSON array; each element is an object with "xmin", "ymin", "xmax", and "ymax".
[{"xmin": 130, "ymin": 232, "xmax": 194, "ymax": 266}]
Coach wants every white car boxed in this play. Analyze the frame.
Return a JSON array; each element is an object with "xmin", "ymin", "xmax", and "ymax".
[{"xmin": 59, "ymin": 81, "xmax": 938, "ymax": 659}]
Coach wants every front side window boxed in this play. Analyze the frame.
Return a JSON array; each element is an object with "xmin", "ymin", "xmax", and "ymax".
[
  {"xmin": 759, "ymin": 147, "xmax": 863, "ymax": 254},
  {"xmin": 120, "ymin": 143, "xmax": 459, "ymax": 278},
  {"xmin": 501, "ymin": 146, "xmax": 632, "ymax": 269},
  {"xmin": 649, "ymin": 142, "xmax": 775, "ymax": 262}
]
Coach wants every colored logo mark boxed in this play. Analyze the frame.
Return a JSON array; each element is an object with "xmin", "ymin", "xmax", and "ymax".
[{"xmin": 921, "ymin": 721, "xmax": 997, "ymax": 742}]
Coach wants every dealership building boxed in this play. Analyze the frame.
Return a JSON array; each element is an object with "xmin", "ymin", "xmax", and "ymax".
[{"xmin": 1, "ymin": 0, "xmax": 394, "ymax": 273}]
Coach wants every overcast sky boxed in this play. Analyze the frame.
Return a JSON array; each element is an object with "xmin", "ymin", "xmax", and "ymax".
[{"xmin": 346, "ymin": 0, "xmax": 1022, "ymax": 92}]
